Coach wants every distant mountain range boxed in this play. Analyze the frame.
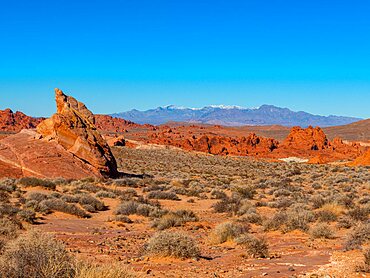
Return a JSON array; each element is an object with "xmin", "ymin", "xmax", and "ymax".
[{"xmin": 111, "ymin": 104, "xmax": 362, "ymax": 127}]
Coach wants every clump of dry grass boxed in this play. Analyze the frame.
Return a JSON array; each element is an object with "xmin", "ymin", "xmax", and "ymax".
[
  {"xmin": 18, "ymin": 177, "xmax": 56, "ymax": 190},
  {"xmin": 355, "ymin": 248, "xmax": 370, "ymax": 273},
  {"xmin": 310, "ymin": 223, "xmax": 336, "ymax": 239},
  {"xmin": 152, "ymin": 209, "xmax": 199, "ymax": 230},
  {"xmin": 0, "ymin": 230, "xmax": 74, "ymax": 278},
  {"xmin": 344, "ymin": 223, "xmax": 370, "ymax": 250},
  {"xmin": 210, "ymin": 222, "xmax": 249, "ymax": 244},
  {"xmin": 145, "ymin": 231, "xmax": 200, "ymax": 259},
  {"xmin": 235, "ymin": 234, "xmax": 269, "ymax": 258},
  {"xmin": 74, "ymin": 262, "xmax": 138, "ymax": 278}
]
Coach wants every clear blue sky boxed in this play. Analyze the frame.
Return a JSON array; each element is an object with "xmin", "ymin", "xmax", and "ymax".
[{"xmin": 0, "ymin": 0, "xmax": 369, "ymax": 118}]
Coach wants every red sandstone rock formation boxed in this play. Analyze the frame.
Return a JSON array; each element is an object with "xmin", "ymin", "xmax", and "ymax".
[
  {"xmin": 0, "ymin": 130, "xmax": 99, "ymax": 179},
  {"xmin": 147, "ymin": 132, "xmax": 279, "ymax": 156},
  {"xmin": 350, "ymin": 149, "xmax": 370, "ymax": 166},
  {"xmin": 37, "ymin": 89, "xmax": 118, "ymax": 177},
  {"xmin": 281, "ymin": 126, "xmax": 329, "ymax": 150},
  {"xmin": 0, "ymin": 109, "xmax": 44, "ymax": 132},
  {"xmin": 94, "ymin": 114, "xmax": 141, "ymax": 133}
]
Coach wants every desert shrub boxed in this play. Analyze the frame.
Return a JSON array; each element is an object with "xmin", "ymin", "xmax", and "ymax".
[
  {"xmin": 0, "ymin": 191, "xmax": 10, "ymax": 203},
  {"xmin": 285, "ymin": 205, "xmax": 315, "ymax": 232},
  {"xmin": 152, "ymin": 210, "xmax": 198, "ymax": 230},
  {"xmin": 136, "ymin": 203, "xmax": 164, "ymax": 218},
  {"xmin": 316, "ymin": 209, "xmax": 338, "ymax": 222},
  {"xmin": 336, "ymin": 216, "xmax": 354, "ymax": 229},
  {"xmin": 115, "ymin": 215, "xmax": 133, "ymax": 224},
  {"xmin": 238, "ymin": 212, "xmax": 263, "ymax": 225},
  {"xmin": 236, "ymin": 200, "xmax": 255, "ymax": 216},
  {"xmin": 344, "ymin": 223, "xmax": 370, "ymax": 250},
  {"xmin": 263, "ymin": 205, "xmax": 314, "ymax": 232},
  {"xmin": 310, "ymin": 223, "xmax": 335, "ymax": 239},
  {"xmin": 143, "ymin": 184, "xmax": 168, "ymax": 192},
  {"xmin": 355, "ymin": 249, "xmax": 370, "ymax": 273},
  {"xmin": 113, "ymin": 178, "xmax": 140, "ymax": 188},
  {"xmin": 213, "ymin": 196, "xmax": 241, "ymax": 214},
  {"xmin": 115, "ymin": 201, "xmax": 139, "ymax": 215},
  {"xmin": 210, "ymin": 222, "xmax": 249, "ymax": 244},
  {"xmin": 61, "ymin": 195, "xmax": 80, "ymax": 203},
  {"xmin": 348, "ymin": 206, "xmax": 369, "ymax": 222},
  {"xmin": 81, "ymin": 204, "xmax": 95, "ymax": 213},
  {"xmin": 147, "ymin": 190, "xmax": 180, "ymax": 200},
  {"xmin": 17, "ymin": 209, "xmax": 37, "ymax": 224},
  {"xmin": 0, "ymin": 179, "xmax": 16, "ymax": 192},
  {"xmin": 38, "ymin": 199, "xmax": 90, "ymax": 218},
  {"xmin": 235, "ymin": 234, "xmax": 269, "ymax": 258},
  {"xmin": 263, "ymin": 211, "xmax": 288, "ymax": 231},
  {"xmin": 232, "ymin": 185, "xmax": 256, "ymax": 199},
  {"xmin": 311, "ymin": 195, "xmax": 326, "ymax": 209},
  {"xmin": 74, "ymin": 262, "xmax": 138, "ymax": 278},
  {"xmin": 18, "ymin": 177, "xmax": 56, "ymax": 190},
  {"xmin": 0, "ymin": 218, "xmax": 21, "ymax": 239},
  {"xmin": 27, "ymin": 192, "xmax": 49, "ymax": 202},
  {"xmin": 145, "ymin": 231, "xmax": 200, "ymax": 259},
  {"xmin": 116, "ymin": 201, "xmax": 164, "ymax": 218},
  {"xmin": 210, "ymin": 189, "xmax": 227, "ymax": 199},
  {"xmin": 95, "ymin": 191, "xmax": 116, "ymax": 199},
  {"xmin": 0, "ymin": 230, "xmax": 74, "ymax": 278},
  {"xmin": 75, "ymin": 194, "xmax": 105, "ymax": 211}
]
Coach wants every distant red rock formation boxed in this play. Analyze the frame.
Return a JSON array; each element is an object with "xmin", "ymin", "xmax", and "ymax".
[
  {"xmin": 0, "ymin": 109, "xmax": 44, "ymax": 132},
  {"xmin": 281, "ymin": 126, "xmax": 329, "ymax": 150},
  {"xmin": 147, "ymin": 132, "xmax": 279, "ymax": 156},
  {"xmin": 350, "ymin": 149, "xmax": 370, "ymax": 166},
  {"xmin": 94, "ymin": 114, "xmax": 142, "ymax": 133}
]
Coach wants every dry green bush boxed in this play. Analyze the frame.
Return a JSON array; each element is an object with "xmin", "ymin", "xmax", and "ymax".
[
  {"xmin": 232, "ymin": 185, "xmax": 256, "ymax": 199},
  {"xmin": 235, "ymin": 234, "xmax": 269, "ymax": 258},
  {"xmin": 74, "ymin": 262, "xmax": 138, "ymax": 278},
  {"xmin": 344, "ymin": 223, "xmax": 370, "ymax": 250},
  {"xmin": 355, "ymin": 248, "xmax": 370, "ymax": 273},
  {"xmin": 310, "ymin": 223, "xmax": 335, "ymax": 239},
  {"xmin": 0, "ymin": 218, "xmax": 21, "ymax": 239},
  {"xmin": 210, "ymin": 222, "xmax": 249, "ymax": 244},
  {"xmin": 18, "ymin": 177, "xmax": 56, "ymax": 190},
  {"xmin": 38, "ymin": 199, "xmax": 90, "ymax": 218},
  {"xmin": 147, "ymin": 190, "xmax": 180, "ymax": 200},
  {"xmin": 115, "ymin": 215, "xmax": 133, "ymax": 223},
  {"xmin": 145, "ymin": 231, "xmax": 200, "ymax": 259},
  {"xmin": 17, "ymin": 209, "xmax": 37, "ymax": 224},
  {"xmin": 152, "ymin": 210, "xmax": 198, "ymax": 230},
  {"xmin": 0, "ymin": 230, "xmax": 74, "ymax": 278}
]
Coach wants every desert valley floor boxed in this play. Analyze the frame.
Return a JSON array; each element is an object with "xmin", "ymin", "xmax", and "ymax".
[{"xmin": 1, "ymin": 145, "xmax": 369, "ymax": 277}]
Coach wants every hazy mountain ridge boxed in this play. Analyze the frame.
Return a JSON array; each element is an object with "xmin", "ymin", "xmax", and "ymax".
[{"xmin": 111, "ymin": 104, "xmax": 361, "ymax": 127}]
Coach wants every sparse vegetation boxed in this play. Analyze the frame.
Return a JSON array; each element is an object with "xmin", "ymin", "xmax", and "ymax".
[
  {"xmin": 235, "ymin": 234, "xmax": 269, "ymax": 258},
  {"xmin": 145, "ymin": 231, "xmax": 200, "ymax": 258}
]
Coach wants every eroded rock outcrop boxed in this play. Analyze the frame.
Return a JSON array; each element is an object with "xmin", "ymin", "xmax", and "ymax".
[
  {"xmin": 350, "ymin": 149, "xmax": 370, "ymax": 166},
  {"xmin": 147, "ymin": 132, "xmax": 279, "ymax": 156},
  {"xmin": 0, "ymin": 130, "xmax": 99, "ymax": 179},
  {"xmin": 94, "ymin": 114, "xmax": 141, "ymax": 133},
  {"xmin": 0, "ymin": 109, "xmax": 44, "ymax": 132},
  {"xmin": 37, "ymin": 89, "xmax": 118, "ymax": 177},
  {"xmin": 282, "ymin": 126, "xmax": 329, "ymax": 150}
]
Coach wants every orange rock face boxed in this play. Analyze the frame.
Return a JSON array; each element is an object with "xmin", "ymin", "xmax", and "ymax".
[
  {"xmin": 281, "ymin": 126, "xmax": 329, "ymax": 150},
  {"xmin": 94, "ymin": 114, "xmax": 141, "ymax": 133},
  {"xmin": 37, "ymin": 89, "xmax": 118, "ymax": 177},
  {"xmin": 350, "ymin": 149, "xmax": 370, "ymax": 166},
  {"xmin": 147, "ymin": 132, "xmax": 279, "ymax": 156},
  {"xmin": 0, "ymin": 130, "xmax": 99, "ymax": 179},
  {"xmin": 0, "ymin": 109, "xmax": 44, "ymax": 132}
]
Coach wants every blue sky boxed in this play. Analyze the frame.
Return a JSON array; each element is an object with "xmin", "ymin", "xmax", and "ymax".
[{"xmin": 0, "ymin": 0, "xmax": 369, "ymax": 118}]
